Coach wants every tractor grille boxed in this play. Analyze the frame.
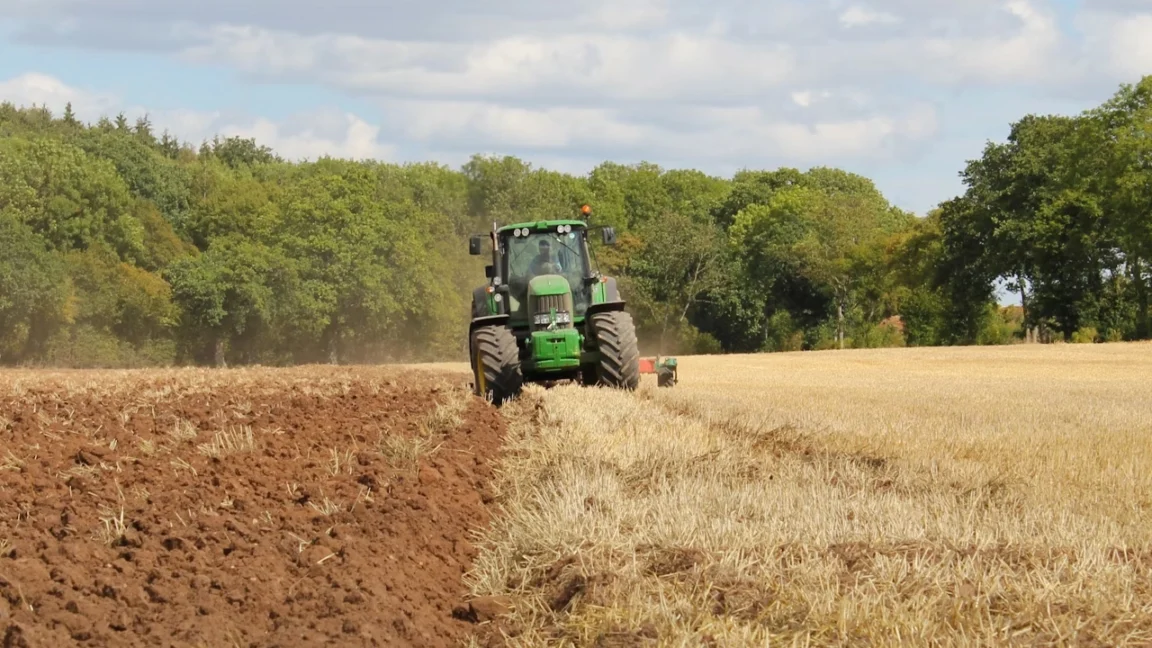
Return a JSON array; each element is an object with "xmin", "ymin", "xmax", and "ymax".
[
  {"xmin": 530, "ymin": 292, "xmax": 575, "ymax": 330},
  {"xmin": 535, "ymin": 294, "xmax": 568, "ymax": 314}
]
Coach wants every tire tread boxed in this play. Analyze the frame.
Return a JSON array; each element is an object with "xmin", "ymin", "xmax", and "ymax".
[
  {"xmin": 472, "ymin": 325, "xmax": 522, "ymax": 405},
  {"xmin": 589, "ymin": 311, "xmax": 640, "ymax": 390}
]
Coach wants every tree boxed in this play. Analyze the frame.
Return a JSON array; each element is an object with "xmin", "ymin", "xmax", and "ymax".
[
  {"xmin": 624, "ymin": 211, "xmax": 729, "ymax": 353},
  {"xmin": 164, "ymin": 237, "xmax": 294, "ymax": 366},
  {"xmin": 0, "ymin": 212, "xmax": 70, "ymax": 361},
  {"xmin": 0, "ymin": 136, "xmax": 142, "ymax": 259},
  {"xmin": 729, "ymin": 173, "xmax": 910, "ymax": 350},
  {"xmin": 943, "ymin": 111, "xmax": 1120, "ymax": 340},
  {"xmin": 1091, "ymin": 77, "xmax": 1152, "ymax": 338}
]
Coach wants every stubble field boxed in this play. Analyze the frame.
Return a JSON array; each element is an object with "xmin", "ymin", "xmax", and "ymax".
[
  {"xmin": 1, "ymin": 343, "xmax": 1150, "ymax": 647},
  {"xmin": 465, "ymin": 343, "xmax": 1152, "ymax": 646}
]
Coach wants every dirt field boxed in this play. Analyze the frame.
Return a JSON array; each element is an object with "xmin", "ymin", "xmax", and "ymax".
[{"xmin": 0, "ymin": 366, "xmax": 504, "ymax": 647}]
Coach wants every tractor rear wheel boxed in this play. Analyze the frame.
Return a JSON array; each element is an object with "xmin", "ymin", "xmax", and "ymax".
[
  {"xmin": 588, "ymin": 311, "xmax": 640, "ymax": 390},
  {"xmin": 471, "ymin": 325, "xmax": 522, "ymax": 405}
]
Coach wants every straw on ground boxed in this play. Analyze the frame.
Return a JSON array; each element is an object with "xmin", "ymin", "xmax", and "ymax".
[{"xmin": 466, "ymin": 343, "xmax": 1152, "ymax": 646}]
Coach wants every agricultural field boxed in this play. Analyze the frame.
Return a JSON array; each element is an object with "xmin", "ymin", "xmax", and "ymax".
[
  {"xmin": 2, "ymin": 343, "xmax": 1151, "ymax": 646},
  {"xmin": 0, "ymin": 366, "xmax": 505, "ymax": 647},
  {"xmin": 466, "ymin": 343, "xmax": 1152, "ymax": 646}
]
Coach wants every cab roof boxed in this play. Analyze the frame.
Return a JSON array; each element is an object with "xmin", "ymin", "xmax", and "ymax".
[{"xmin": 497, "ymin": 219, "xmax": 587, "ymax": 233}]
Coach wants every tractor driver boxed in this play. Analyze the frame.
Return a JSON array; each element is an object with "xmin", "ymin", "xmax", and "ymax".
[{"xmin": 529, "ymin": 238, "xmax": 562, "ymax": 276}]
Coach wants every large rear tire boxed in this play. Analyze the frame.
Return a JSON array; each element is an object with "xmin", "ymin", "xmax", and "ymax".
[
  {"xmin": 471, "ymin": 325, "xmax": 523, "ymax": 406},
  {"xmin": 588, "ymin": 311, "xmax": 640, "ymax": 390}
]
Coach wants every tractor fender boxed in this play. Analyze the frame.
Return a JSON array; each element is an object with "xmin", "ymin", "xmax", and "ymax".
[
  {"xmin": 587, "ymin": 276, "xmax": 624, "ymax": 315},
  {"xmin": 469, "ymin": 314, "xmax": 510, "ymax": 335},
  {"xmin": 587, "ymin": 300, "xmax": 625, "ymax": 315}
]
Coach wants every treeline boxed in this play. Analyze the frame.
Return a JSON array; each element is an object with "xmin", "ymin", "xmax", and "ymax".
[
  {"xmin": 1, "ymin": 77, "xmax": 1148, "ymax": 367},
  {"xmin": 938, "ymin": 77, "xmax": 1152, "ymax": 343}
]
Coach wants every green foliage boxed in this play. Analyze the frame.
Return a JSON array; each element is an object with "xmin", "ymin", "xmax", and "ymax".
[
  {"xmin": 3, "ymin": 78, "xmax": 1151, "ymax": 367},
  {"xmin": 64, "ymin": 245, "xmax": 178, "ymax": 346},
  {"xmin": 1071, "ymin": 327, "xmax": 1099, "ymax": 343},
  {"xmin": 856, "ymin": 320, "xmax": 906, "ymax": 349},
  {"xmin": 975, "ymin": 305, "xmax": 1023, "ymax": 346},
  {"xmin": 0, "ymin": 212, "xmax": 70, "ymax": 360},
  {"xmin": 939, "ymin": 77, "xmax": 1152, "ymax": 342},
  {"xmin": 0, "ymin": 136, "xmax": 140, "ymax": 257},
  {"xmin": 623, "ymin": 211, "xmax": 729, "ymax": 354}
]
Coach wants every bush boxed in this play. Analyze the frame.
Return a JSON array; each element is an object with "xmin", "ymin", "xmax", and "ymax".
[
  {"xmin": 762, "ymin": 311, "xmax": 804, "ymax": 352},
  {"xmin": 1071, "ymin": 326, "xmax": 1099, "ymax": 344},
  {"xmin": 41, "ymin": 325, "xmax": 177, "ymax": 368},
  {"xmin": 857, "ymin": 321, "xmax": 906, "ymax": 348},
  {"xmin": 977, "ymin": 305, "xmax": 1022, "ymax": 345},
  {"xmin": 678, "ymin": 325, "xmax": 724, "ymax": 355}
]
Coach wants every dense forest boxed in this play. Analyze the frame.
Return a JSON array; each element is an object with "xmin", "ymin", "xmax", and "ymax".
[{"xmin": 1, "ymin": 76, "xmax": 1150, "ymax": 367}]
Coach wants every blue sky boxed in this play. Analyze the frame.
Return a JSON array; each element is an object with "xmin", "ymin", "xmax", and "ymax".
[{"xmin": 0, "ymin": 0, "xmax": 1148, "ymax": 221}]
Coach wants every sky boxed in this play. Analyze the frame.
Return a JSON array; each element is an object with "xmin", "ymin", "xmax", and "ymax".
[{"xmin": 0, "ymin": 0, "xmax": 1149, "ymax": 220}]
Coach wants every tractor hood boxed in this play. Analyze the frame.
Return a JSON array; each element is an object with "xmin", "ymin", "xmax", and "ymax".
[{"xmin": 527, "ymin": 274, "xmax": 571, "ymax": 296}]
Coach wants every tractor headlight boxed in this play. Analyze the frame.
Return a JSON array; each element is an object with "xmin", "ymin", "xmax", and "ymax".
[
  {"xmin": 555, "ymin": 311, "xmax": 571, "ymax": 323},
  {"xmin": 533, "ymin": 313, "xmax": 551, "ymax": 325}
]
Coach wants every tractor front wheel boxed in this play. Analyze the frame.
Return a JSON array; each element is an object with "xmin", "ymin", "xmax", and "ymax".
[
  {"xmin": 471, "ymin": 325, "xmax": 523, "ymax": 406},
  {"xmin": 587, "ymin": 311, "xmax": 640, "ymax": 390}
]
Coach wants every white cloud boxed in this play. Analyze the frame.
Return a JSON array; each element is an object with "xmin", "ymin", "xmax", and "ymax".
[
  {"xmin": 790, "ymin": 89, "xmax": 838, "ymax": 107},
  {"xmin": 1077, "ymin": 10, "xmax": 1152, "ymax": 80},
  {"xmin": 156, "ymin": 0, "xmax": 1082, "ymax": 111},
  {"xmin": 582, "ymin": 0, "xmax": 669, "ymax": 30},
  {"xmin": 839, "ymin": 6, "xmax": 901, "ymax": 27},
  {"xmin": 215, "ymin": 112, "xmax": 394, "ymax": 161},
  {"xmin": 1108, "ymin": 15, "xmax": 1152, "ymax": 78},
  {"xmin": 379, "ymin": 97, "xmax": 938, "ymax": 162},
  {"xmin": 0, "ymin": 72, "xmax": 396, "ymax": 162},
  {"xmin": 0, "ymin": 73, "xmax": 119, "ymax": 120},
  {"xmin": 676, "ymin": 102, "xmax": 939, "ymax": 160},
  {"xmin": 181, "ymin": 26, "xmax": 796, "ymax": 103},
  {"xmin": 385, "ymin": 100, "xmax": 650, "ymax": 148},
  {"xmin": 918, "ymin": 0, "xmax": 1063, "ymax": 83}
]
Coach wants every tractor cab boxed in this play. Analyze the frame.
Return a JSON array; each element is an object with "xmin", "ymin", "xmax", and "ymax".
[{"xmin": 496, "ymin": 221, "xmax": 597, "ymax": 325}]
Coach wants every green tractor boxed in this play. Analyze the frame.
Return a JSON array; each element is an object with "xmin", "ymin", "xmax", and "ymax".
[{"xmin": 467, "ymin": 205, "xmax": 640, "ymax": 405}]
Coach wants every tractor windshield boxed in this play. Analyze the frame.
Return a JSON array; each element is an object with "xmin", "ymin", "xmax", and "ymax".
[{"xmin": 502, "ymin": 228, "xmax": 590, "ymax": 319}]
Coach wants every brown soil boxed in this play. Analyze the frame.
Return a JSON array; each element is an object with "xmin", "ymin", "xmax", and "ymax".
[{"xmin": 0, "ymin": 365, "xmax": 503, "ymax": 647}]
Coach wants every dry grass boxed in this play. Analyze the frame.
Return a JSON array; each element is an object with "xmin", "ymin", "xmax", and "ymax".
[
  {"xmin": 466, "ymin": 343, "xmax": 1152, "ymax": 646},
  {"xmin": 377, "ymin": 379, "xmax": 469, "ymax": 470},
  {"xmin": 197, "ymin": 425, "xmax": 256, "ymax": 458}
]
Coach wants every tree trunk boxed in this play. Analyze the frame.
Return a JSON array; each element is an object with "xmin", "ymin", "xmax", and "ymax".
[
  {"xmin": 659, "ymin": 308, "xmax": 672, "ymax": 356},
  {"xmin": 214, "ymin": 336, "xmax": 227, "ymax": 368},
  {"xmin": 1018, "ymin": 274, "xmax": 1030, "ymax": 342},
  {"xmin": 837, "ymin": 300, "xmax": 845, "ymax": 350},
  {"xmin": 1136, "ymin": 257, "xmax": 1149, "ymax": 339}
]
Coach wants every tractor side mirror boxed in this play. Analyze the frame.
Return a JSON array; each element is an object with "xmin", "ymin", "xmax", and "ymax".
[
  {"xmin": 485, "ymin": 264, "xmax": 495, "ymax": 278},
  {"xmin": 601, "ymin": 226, "xmax": 617, "ymax": 245},
  {"xmin": 469, "ymin": 235, "xmax": 483, "ymax": 255}
]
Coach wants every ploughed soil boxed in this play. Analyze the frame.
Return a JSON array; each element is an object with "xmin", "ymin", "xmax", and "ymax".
[{"xmin": 0, "ymin": 365, "xmax": 503, "ymax": 647}]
